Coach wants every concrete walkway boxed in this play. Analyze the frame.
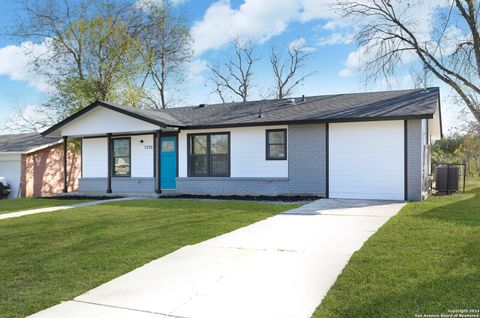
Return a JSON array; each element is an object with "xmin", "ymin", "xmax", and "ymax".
[
  {"xmin": 0, "ymin": 197, "xmax": 140, "ymax": 220},
  {"xmin": 30, "ymin": 199, "xmax": 405, "ymax": 318}
]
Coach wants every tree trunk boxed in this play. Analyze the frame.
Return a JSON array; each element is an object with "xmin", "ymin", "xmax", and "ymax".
[{"xmin": 160, "ymin": 88, "xmax": 166, "ymax": 109}]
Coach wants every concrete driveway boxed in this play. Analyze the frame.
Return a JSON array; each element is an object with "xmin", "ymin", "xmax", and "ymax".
[{"xmin": 30, "ymin": 199, "xmax": 404, "ymax": 318}]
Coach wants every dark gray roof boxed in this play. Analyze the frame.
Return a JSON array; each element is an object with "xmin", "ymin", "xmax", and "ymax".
[
  {"xmin": 104, "ymin": 103, "xmax": 184, "ymax": 126},
  {"xmin": 157, "ymin": 87, "xmax": 439, "ymax": 127},
  {"xmin": 43, "ymin": 87, "xmax": 440, "ymax": 136},
  {"xmin": 0, "ymin": 133, "xmax": 61, "ymax": 152}
]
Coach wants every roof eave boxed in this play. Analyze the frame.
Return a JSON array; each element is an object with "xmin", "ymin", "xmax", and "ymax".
[
  {"xmin": 97, "ymin": 101, "xmax": 183, "ymax": 129},
  {"xmin": 41, "ymin": 101, "xmax": 179, "ymax": 137},
  {"xmin": 24, "ymin": 140, "xmax": 63, "ymax": 154},
  {"xmin": 0, "ymin": 140, "xmax": 62, "ymax": 154},
  {"xmin": 0, "ymin": 152, "xmax": 24, "ymax": 155},
  {"xmin": 182, "ymin": 114, "xmax": 435, "ymax": 130}
]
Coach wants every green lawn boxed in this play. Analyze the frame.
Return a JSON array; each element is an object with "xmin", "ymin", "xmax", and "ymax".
[
  {"xmin": 313, "ymin": 177, "xmax": 480, "ymax": 318},
  {"xmin": 0, "ymin": 198, "xmax": 92, "ymax": 214},
  {"xmin": 0, "ymin": 199, "xmax": 299, "ymax": 317}
]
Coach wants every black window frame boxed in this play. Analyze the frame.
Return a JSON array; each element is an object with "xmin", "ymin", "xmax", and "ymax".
[
  {"xmin": 111, "ymin": 137, "xmax": 131, "ymax": 177},
  {"xmin": 266, "ymin": 129, "xmax": 287, "ymax": 160},
  {"xmin": 187, "ymin": 132, "xmax": 231, "ymax": 177}
]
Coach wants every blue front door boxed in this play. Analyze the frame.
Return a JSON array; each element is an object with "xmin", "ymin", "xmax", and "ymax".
[{"xmin": 160, "ymin": 136, "xmax": 177, "ymax": 189}]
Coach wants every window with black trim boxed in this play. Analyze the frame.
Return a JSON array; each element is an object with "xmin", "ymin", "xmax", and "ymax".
[
  {"xmin": 266, "ymin": 129, "xmax": 287, "ymax": 160},
  {"xmin": 188, "ymin": 133, "xmax": 230, "ymax": 177},
  {"xmin": 112, "ymin": 138, "xmax": 131, "ymax": 177}
]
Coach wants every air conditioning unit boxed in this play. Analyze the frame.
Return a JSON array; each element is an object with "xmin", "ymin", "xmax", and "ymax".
[{"xmin": 435, "ymin": 165, "xmax": 459, "ymax": 194}]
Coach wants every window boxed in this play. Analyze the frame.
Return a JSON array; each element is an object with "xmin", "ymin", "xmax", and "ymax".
[
  {"xmin": 266, "ymin": 129, "xmax": 287, "ymax": 160},
  {"xmin": 112, "ymin": 138, "xmax": 131, "ymax": 177},
  {"xmin": 190, "ymin": 135, "xmax": 208, "ymax": 176},
  {"xmin": 188, "ymin": 133, "xmax": 230, "ymax": 177},
  {"xmin": 161, "ymin": 140, "xmax": 175, "ymax": 152}
]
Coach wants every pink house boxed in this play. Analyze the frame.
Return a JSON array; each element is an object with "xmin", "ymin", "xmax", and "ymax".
[{"xmin": 0, "ymin": 133, "xmax": 81, "ymax": 198}]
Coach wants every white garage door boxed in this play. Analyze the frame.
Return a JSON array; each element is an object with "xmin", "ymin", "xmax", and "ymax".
[
  {"xmin": 0, "ymin": 158, "xmax": 21, "ymax": 198},
  {"xmin": 329, "ymin": 121, "xmax": 404, "ymax": 200}
]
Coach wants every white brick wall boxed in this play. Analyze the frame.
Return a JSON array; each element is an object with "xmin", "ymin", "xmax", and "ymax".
[{"xmin": 407, "ymin": 119, "xmax": 422, "ymax": 200}]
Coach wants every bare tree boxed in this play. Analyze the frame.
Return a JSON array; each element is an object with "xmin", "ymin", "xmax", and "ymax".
[
  {"xmin": 338, "ymin": 0, "xmax": 480, "ymax": 123},
  {"xmin": 139, "ymin": 1, "xmax": 192, "ymax": 109},
  {"xmin": 210, "ymin": 72, "xmax": 228, "ymax": 103},
  {"xmin": 270, "ymin": 42, "xmax": 314, "ymax": 99},
  {"xmin": 209, "ymin": 40, "xmax": 258, "ymax": 102},
  {"xmin": 4, "ymin": 104, "xmax": 59, "ymax": 133}
]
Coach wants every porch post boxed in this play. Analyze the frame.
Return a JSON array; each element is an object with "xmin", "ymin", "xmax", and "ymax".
[
  {"xmin": 63, "ymin": 136, "xmax": 68, "ymax": 193},
  {"xmin": 107, "ymin": 133, "xmax": 112, "ymax": 193},
  {"xmin": 155, "ymin": 130, "xmax": 162, "ymax": 194}
]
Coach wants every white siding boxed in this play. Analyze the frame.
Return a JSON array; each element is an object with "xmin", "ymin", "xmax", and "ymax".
[
  {"xmin": 59, "ymin": 107, "xmax": 159, "ymax": 137},
  {"xmin": 178, "ymin": 126, "xmax": 288, "ymax": 178},
  {"xmin": 428, "ymin": 101, "xmax": 442, "ymax": 141},
  {"xmin": 0, "ymin": 154, "xmax": 22, "ymax": 198},
  {"xmin": 82, "ymin": 135, "xmax": 154, "ymax": 178},
  {"xmin": 82, "ymin": 138, "xmax": 108, "ymax": 177},
  {"xmin": 329, "ymin": 121, "xmax": 404, "ymax": 200},
  {"xmin": 130, "ymin": 135, "xmax": 154, "ymax": 177}
]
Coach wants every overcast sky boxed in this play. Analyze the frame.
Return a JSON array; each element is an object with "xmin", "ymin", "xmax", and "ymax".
[{"xmin": 0, "ymin": 0, "xmax": 470, "ymax": 134}]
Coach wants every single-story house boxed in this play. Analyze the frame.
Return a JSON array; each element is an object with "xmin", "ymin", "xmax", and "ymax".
[
  {"xmin": 42, "ymin": 87, "xmax": 442, "ymax": 201},
  {"xmin": 0, "ymin": 133, "xmax": 81, "ymax": 198}
]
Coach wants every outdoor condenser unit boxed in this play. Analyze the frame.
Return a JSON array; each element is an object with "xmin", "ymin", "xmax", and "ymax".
[{"xmin": 435, "ymin": 165, "xmax": 460, "ymax": 194}]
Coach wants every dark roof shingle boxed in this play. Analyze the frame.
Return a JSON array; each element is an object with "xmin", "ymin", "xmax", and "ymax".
[
  {"xmin": 0, "ymin": 133, "xmax": 60, "ymax": 152},
  {"xmin": 129, "ymin": 87, "xmax": 439, "ymax": 128}
]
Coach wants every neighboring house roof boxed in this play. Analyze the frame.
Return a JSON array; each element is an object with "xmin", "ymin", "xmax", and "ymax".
[
  {"xmin": 0, "ymin": 133, "xmax": 61, "ymax": 153},
  {"xmin": 42, "ymin": 87, "xmax": 441, "ymax": 135}
]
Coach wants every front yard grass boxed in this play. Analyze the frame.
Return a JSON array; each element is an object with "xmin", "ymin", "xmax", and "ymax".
[
  {"xmin": 0, "ymin": 199, "xmax": 299, "ymax": 317},
  {"xmin": 313, "ymin": 178, "xmax": 480, "ymax": 318},
  {"xmin": 0, "ymin": 198, "xmax": 92, "ymax": 214}
]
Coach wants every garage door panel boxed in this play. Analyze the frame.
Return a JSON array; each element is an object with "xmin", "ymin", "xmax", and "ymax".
[
  {"xmin": 329, "ymin": 176, "xmax": 403, "ymax": 185},
  {"xmin": 329, "ymin": 121, "xmax": 404, "ymax": 200},
  {"xmin": 330, "ymin": 169, "xmax": 402, "ymax": 177},
  {"xmin": 330, "ymin": 190, "xmax": 402, "ymax": 200},
  {"xmin": 332, "ymin": 184, "xmax": 403, "ymax": 193},
  {"xmin": 331, "ymin": 179, "xmax": 403, "ymax": 189},
  {"xmin": 331, "ymin": 144, "xmax": 401, "ymax": 151},
  {"xmin": 0, "ymin": 159, "xmax": 21, "ymax": 198},
  {"xmin": 330, "ymin": 161, "xmax": 402, "ymax": 171}
]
